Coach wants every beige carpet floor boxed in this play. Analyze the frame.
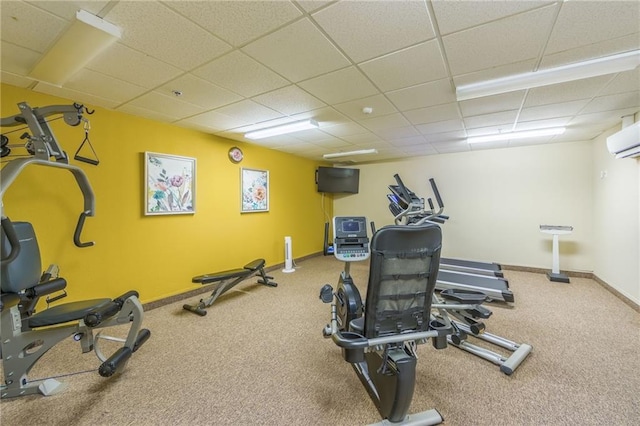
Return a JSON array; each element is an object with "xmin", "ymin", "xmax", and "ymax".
[{"xmin": 1, "ymin": 255, "xmax": 639, "ymax": 425}]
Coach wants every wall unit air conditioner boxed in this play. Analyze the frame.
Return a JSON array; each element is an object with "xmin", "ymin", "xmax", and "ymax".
[{"xmin": 607, "ymin": 120, "xmax": 640, "ymax": 159}]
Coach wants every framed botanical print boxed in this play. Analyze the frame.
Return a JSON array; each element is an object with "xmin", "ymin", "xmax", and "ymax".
[{"xmin": 241, "ymin": 168, "xmax": 269, "ymax": 213}]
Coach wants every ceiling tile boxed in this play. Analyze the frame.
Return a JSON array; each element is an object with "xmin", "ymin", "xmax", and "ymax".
[
  {"xmin": 86, "ymin": 43, "xmax": 183, "ymax": 89},
  {"xmin": 404, "ymin": 103, "xmax": 461, "ymax": 126},
  {"xmin": 33, "ymin": 81, "xmax": 120, "ymax": 110},
  {"xmin": 569, "ymin": 109, "xmax": 640, "ymax": 130},
  {"xmin": 460, "ymin": 92, "xmax": 525, "ymax": 117},
  {"xmin": 341, "ymin": 132, "xmax": 384, "ymax": 145},
  {"xmin": 443, "ymin": 5, "xmax": 558, "ymax": 75},
  {"xmin": 214, "ymin": 100, "xmax": 283, "ymax": 127},
  {"xmin": 177, "ymin": 110, "xmax": 246, "ymax": 132},
  {"xmin": 464, "ymin": 110, "xmax": 518, "ymax": 130},
  {"xmin": 288, "ymin": 129, "xmax": 335, "ymax": 143},
  {"xmin": 375, "ymin": 126, "xmax": 420, "ymax": 140},
  {"xmin": 298, "ymin": 67, "xmax": 379, "ymax": 105},
  {"xmin": 416, "ymin": 120, "xmax": 465, "ymax": 135},
  {"xmin": 432, "ymin": 1, "xmax": 555, "ymax": 36},
  {"xmin": 334, "ymin": 94, "xmax": 398, "ymax": 121},
  {"xmin": 1, "ymin": 1, "xmax": 67, "ymax": 52},
  {"xmin": 252, "ymin": 85, "xmax": 326, "ymax": 115},
  {"xmin": 360, "ymin": 113, "xmax": 411, "ymax": 132},
  {"xmin": 242, "ymin": 18, "xmax": 350, "ymax": 82},
  {"xmin": 388, "ymin": 135, "xmax": 428, "ymax": 147},
  {"xmin": 166, "ymin": 1, "xmax": 302, "ymax": 47},
  {"xmin": 425, "ymin": 130, "xmax": 467, "ymax": 143},
  {"xmin": 105, "ymin": 2, "xmax": 231, "ymax": 70},
  {"xmin": 545, "ymin": 1, "xmax": 640, "ymax": 54},
  {"xmin": 359, "ymin": 40, "xmax": 447, "ymax": 92},
  {"xmin": 386, "ymin": 79, "xmax": 455, "ymax": 111},
  {"xmin": 452, "ymin": 59, "xmax": 537, "ymax": 86},
  {"xmin": 192, "ymin": 50, "xmax": 289, "ymax": 97},
  {"xmin": 116, "ymin": 104, "xmax": 176, "ymax": 123},
  {"xmin": 600, "ymin": 68, "xmax": 640, "ymax": 96},
  {"xmin": 432, "ymin": 140, "xmax": 471, "ymax": 154},
  {"xmin": 65, "ymin": 69, "xmax": 147, "ymax": 103},
  {"xmin": 0, "ymin": 41, "xmax": 40, "ymax": 74},
  {"xmin": 312, "ymin": 0, "xmax": 435, "ymax": 63},
  {"xmin": 26, "ymin": 1, "xmax": 109, "ymax": 19},
  {"xmin": 321, "ymin": 122, "xmax": 369, "ymax": 138},
  {"xmin": 158, "ymin": 74, "xmax": 242, "ymax": 110},
  {"xmin": 122, "ymin": 92, "xmax": 205, "ymax": 120},
  {"xmin": 296, "ymin": 1, "xmax": 333, "ymax": 13},
  {"xmin": 519, "ymin": 99, "xmax": 589, "ymax": 122},
  {"xmin": 524, "ymin": 75, "xmax": 613, "ymax": 107},
  {"xmin": 540, "ymin": 34, "xmax": 640, "ymax": 69},
  {"xmin": 401, "ymin": 144, "xmax": 438, "ymax": 156},
  {"xmin": 311, "ymin": 137, "xmax": 355, "ymax": 149},
  {"xmin": 581, "ymin": 91, "xmax": 640, "ymax": 114},
  {"xmin": 1, "ymin": 71, "xmax": 34, "ymax": 88}
]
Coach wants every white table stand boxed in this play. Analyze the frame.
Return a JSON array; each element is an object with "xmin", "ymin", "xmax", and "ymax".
[{"xmin": 539, "ymin": 225, "xmax": 573, "ymax": 283}]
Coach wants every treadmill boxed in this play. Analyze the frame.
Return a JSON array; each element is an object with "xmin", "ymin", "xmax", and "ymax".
[{"xmin": 388, "ymin": 174, "xmax": 513, "ymax": 303}]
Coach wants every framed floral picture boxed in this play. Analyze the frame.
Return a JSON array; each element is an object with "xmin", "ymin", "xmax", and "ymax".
[
  {"xmin": 241, "ymin": 168, "xmax": 269, "ymax": 213},
  {"xmin": 145, "ymin": 152, "xmax": 196, "ymax": 215}
]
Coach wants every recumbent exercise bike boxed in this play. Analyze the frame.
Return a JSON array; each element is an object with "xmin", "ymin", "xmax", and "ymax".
[{"xmin": 320, "ymin": 216, "xmax": 490, "ymax": 425}]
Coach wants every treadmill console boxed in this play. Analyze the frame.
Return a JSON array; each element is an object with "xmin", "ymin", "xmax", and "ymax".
[{"xmin": 333, "ymin": 216, "xmax": 370, "ymax": 262}]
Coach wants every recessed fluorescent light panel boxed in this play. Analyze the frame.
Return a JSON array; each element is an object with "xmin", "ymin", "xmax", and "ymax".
[
  {"xmin": 323, "ymin": 149, "xmax": 378, "ymax": 159},
  {"xmin": 244, "ymin": 119, "xmax": 319, "ymax": 139},
  {"xmin": 467, "ymin": 128, "xmax": 566, "ymax": 144},
  {"xmin": 456, "ymin": 50, "xmax": 640, "ymax": 101},
  {"xmin": 29, "ymin": 10, "xmax": 121, "ymax": 86}
]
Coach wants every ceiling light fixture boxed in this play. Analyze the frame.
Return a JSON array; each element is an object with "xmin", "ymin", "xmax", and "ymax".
[
  {"xmin": 323, "ymin": 149, "xmax": 378, "ymax": 159},
  {"xmin": 467, "ymin": 127, "xmax": 566, "ymax": 144},
  {"xmin": 29, "ymin": 10, "xmax": 121, "ymax": 86},
  {"xmin": 456, "ymin": 50, "xmax": 640, "ymax": 101},
  {"xmin": 244, "ymin": 119, "xmax": 319, "ymax": 139}
]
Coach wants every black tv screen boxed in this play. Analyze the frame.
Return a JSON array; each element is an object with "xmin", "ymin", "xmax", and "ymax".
[{"xmin": 316, "ymin": 167, "xmax": 360, "ymax": 194}]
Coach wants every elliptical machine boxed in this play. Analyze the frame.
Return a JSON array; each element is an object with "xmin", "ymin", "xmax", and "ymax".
[{"xmin": 320, "ymin": 216, "xmax": 454, "ymax": 425}]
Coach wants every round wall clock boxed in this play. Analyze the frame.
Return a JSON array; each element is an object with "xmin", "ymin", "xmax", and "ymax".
[{"xmin": 228, "ymin": 147, "xmax": 243, "ymax": 163}]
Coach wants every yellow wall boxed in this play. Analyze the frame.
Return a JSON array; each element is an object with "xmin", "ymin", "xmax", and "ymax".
[{"xmin": 1, "ymin": 83, "xmax": 332, "ymax": 304}]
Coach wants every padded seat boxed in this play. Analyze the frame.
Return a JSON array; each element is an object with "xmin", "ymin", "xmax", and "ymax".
[
  {"xmin": 193, "ymin": 259, "xmax": 266, "ymax": 284},
  {"xmin": 28, "ymin": 298, "xmax": 111, "ymax": 328}
]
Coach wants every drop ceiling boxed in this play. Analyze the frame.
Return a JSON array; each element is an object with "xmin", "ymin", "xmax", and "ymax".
[{"xmin": 1, "ymin": 0, "xmax": 639, "ymax": 163}]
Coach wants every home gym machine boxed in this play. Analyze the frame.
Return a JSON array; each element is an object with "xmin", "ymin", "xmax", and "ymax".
[
  {"xmin": 1, "ymin": 102, "xmax": 150, "ymax": 398},
  {"xmin": 320, "ymin": 216, "xmax": 497, "ymax": 424},
  {"xmin": 388, "ymin": 174, "xmax": 514, "ymax": 303},
  {"xmin": 184, "ymin": 259, "xmax": 277, "ymax": 316}
]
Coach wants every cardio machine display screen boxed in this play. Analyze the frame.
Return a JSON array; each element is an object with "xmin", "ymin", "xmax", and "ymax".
[{"xmin": 342, "ymin": 221, "xmax": 360, "ymax": 233}]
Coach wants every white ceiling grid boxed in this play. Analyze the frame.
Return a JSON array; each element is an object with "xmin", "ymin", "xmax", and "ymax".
[{"xmin": 0, "ymin": 0, "xmax": 638, "ymax": 163}]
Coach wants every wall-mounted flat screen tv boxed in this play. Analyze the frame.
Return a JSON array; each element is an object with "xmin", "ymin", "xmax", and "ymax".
[{"xmin": 316, "ymin": 167, "xmax": 360, "ymax": 194}]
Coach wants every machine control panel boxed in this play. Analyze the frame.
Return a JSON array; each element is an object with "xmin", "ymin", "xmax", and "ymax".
[{"xmin": 333, "ymin": 216, "xmax": 370, "ymax": 262}]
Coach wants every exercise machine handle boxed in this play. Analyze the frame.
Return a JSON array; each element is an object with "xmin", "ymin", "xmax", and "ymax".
[
  {"xmin": 74, "ymin": 211, "xmax": 94, "ymax": 248},
  {"xmin": 1, "ymin": 217, "xmax": 21, "ymax": 265},
  {"xmin": 429, "ymin": 178, "xmax": 444, "ymax": 209}
]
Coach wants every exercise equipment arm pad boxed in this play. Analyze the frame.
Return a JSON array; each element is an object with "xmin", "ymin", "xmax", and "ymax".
[
  {"xmin": 85, "ymin": 291, "xmax": 139, "ymax": 326},
  {"xmin": 25, "ymin": 278, "xmax": 67, "ymax": 298}
]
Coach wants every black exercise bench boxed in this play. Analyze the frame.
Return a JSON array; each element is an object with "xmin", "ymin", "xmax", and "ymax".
[{"xmin": 183, "ymin": 259, "xmax": 277, "ymax": 316}]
